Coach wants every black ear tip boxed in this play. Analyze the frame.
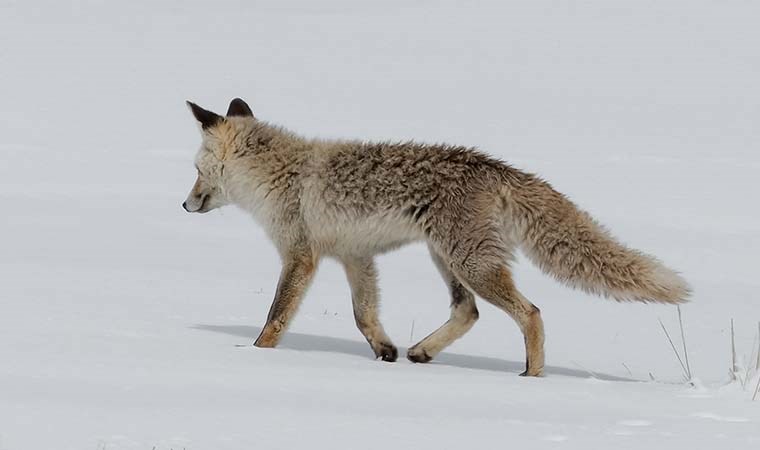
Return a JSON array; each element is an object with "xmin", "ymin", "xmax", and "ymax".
[
  {"xmin": 226, "ymin": 98, "xmax": 254, "ymax": 118},
  {"xmin": 187, "ymin": 101, "xmax": 223, "ymax": 129}
]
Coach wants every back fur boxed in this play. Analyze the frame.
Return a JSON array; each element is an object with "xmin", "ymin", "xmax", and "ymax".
[{"xmin": 505, "ymin": 174, "xmax": 691, "ymax": 304}]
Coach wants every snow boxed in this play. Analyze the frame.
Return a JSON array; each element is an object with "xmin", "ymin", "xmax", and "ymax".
[{"xmin": 1, "ymin": 1, "xmax": 759, "ymax": 449}]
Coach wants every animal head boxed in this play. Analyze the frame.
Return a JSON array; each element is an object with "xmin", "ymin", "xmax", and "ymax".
[{"xmin": 182, "ymin": 98, "xmax": 255, "ymax": 213}]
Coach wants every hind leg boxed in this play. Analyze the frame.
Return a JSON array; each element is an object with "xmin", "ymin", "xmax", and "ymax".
[
  {"xmin": 407, "ymin": 247, "xmax": 479, "ymax": 363},
  {"xmin": 341, "ymin": 256, "xmax": 398, "ymax": 362},
  {"xmin": 456, "ymin": 263, "xmax": 545, "ymax": 376},
  {"xmin": 425, "ymin": 189, "xmax": 544, "ymax": 375}
]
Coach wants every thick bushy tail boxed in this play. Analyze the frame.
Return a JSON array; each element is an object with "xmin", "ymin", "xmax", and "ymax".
[{"xmin": 509, "ymin": 176, "xmax": 691, "ymax": 304}]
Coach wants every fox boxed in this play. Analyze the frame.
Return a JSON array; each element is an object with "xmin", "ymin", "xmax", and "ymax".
[{"xmin": 183, "ymin": 98, "xmax": 690, "ymax": 376}]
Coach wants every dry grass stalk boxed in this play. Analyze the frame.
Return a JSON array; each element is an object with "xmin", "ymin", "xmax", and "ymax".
[
  {"xmin": 730, "ymin": 318, "xmax": 737, "ymax": 382},
  {"xmin": 677, "ymin": 306, "xmax": 691, "ymax": 379},
  {"xmin": 659, "ymin": 318, "xmax": 689, "ymax": 381},
  {"xmin": 756, "ymin": 321, "xmax": 760, "ymax": 372}
]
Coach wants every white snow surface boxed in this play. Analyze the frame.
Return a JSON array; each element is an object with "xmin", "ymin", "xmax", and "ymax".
[{"xmin": 1, "ymin": 1, "xmax": 759, "ymax": 449}]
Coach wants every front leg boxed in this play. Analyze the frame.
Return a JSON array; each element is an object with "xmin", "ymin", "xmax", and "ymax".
[
  {"xmin": 342, "ymin": 256, "xmax": 397, "ymax": 362},
  {"xmin": 254, "ymin": 249, "xmax": 317, "ymax": 348}
]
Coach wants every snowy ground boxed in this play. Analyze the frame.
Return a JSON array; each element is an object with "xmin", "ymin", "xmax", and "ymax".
[{"xmin": 1, "ymin": 1, "xmax": 759, "ymax": 449}]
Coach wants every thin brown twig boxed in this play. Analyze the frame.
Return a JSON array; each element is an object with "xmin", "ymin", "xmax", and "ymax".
[
  {"xmin": 677, "ymin": 306, "xmax": 691, "ymax": 379},
  {"xmin": 730, "ymin": 318, "xmax": 737, "ymax": 381},
  {"xmin": 659, "ymin": 318, "xmax": 689, "ymax": 381},
  {"xmin": 746, "ymin": 325, "xmax": 759, "ymax": 387},
  {"xmin": 750, "ymin": 330, "xmax": 758, "ymax": 373},
  {"xmin": 756, "ymin": 321, "xmax": 760, "ymax": 372}
]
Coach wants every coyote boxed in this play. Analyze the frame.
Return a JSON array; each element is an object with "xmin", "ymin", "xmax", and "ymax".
[{"xmin": 183, "ymin": 98, "xmax": 690, "ymax": 376}]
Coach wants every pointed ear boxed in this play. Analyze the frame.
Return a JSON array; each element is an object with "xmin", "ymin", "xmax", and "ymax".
[
  {"xmin": 186, "ymin": 101, "xmax": 223, "ymax": 130},
  {"xmin": 226, "ymin": 98, "xmax": 254, "ymax": 118}
]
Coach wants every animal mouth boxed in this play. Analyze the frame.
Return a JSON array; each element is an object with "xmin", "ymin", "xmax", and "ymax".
[{"xmin": 196, "ymin": 194, "xmax": 210, "ymax": 213}]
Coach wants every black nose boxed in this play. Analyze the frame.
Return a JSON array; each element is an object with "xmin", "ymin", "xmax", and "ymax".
[{"xmin": 182, "ymin": 201, "xmax": 188, "ymax": 212}]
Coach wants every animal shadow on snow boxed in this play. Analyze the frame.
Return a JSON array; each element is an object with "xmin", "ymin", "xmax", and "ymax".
[{"xmin": 193, "ymin": 324, "xmax": 631, "ymax": 382}]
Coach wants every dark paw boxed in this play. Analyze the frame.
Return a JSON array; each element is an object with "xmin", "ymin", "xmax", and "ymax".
[
  {"xmin": 374, "ymin": 342, "xmax": 398, "ymax": 362},
  {"xmin": 519, "ymin": 367, "xmax": 545, "ymax": 377},
  {"xmin": 406, "ymin": 347, "xmax": 433, "ymax": 363}
]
